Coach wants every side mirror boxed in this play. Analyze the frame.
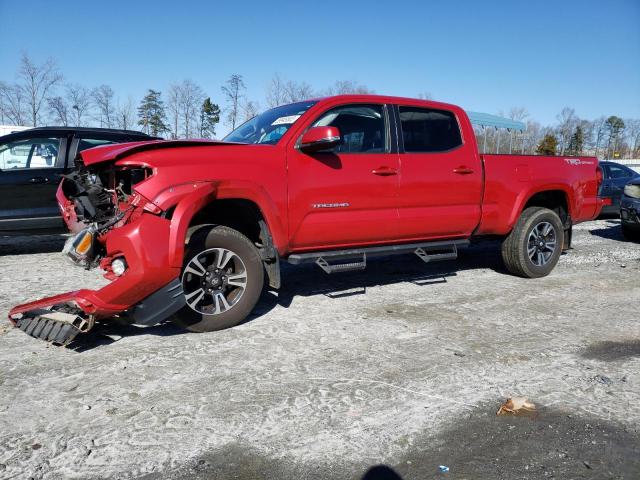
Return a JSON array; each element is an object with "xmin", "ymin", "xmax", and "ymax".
[{"xmin": 300, "ymin": 126, "xmax": 341, "ymax": 153}]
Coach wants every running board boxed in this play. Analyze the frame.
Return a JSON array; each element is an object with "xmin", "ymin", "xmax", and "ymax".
[
  {"xmin": 287, "ymin": 239, "xmax": 467, "ymax": 274},
  {"xmin": 316, "ymin": 255, "xmax": 367, "ymax": 274}
]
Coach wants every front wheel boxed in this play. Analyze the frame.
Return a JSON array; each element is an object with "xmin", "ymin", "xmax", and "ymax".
[
  {"xmin": 172, "ymin": 226, "xmax": 264, "ymax": 332},
  {"xmin": 501, "ymin": 207, "xmax": 564, "ymax": 278}
]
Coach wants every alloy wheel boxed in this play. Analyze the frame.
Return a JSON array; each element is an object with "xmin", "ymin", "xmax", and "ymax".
[
  {"xmin": 527, "ymin": 221, "xmax": 557, "ymax": 266},
  {"xmin": 181, "ymin": 248, "xmax": 248, "ymax": 315}
]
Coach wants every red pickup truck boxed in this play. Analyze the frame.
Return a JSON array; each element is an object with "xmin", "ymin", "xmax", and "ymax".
[{"xmin": 9, "ymin": 95, "xmax": 605, "ymax": 345}]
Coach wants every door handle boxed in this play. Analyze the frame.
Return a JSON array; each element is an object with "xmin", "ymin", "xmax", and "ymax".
[
  {"xmin": 371, "ymin": 166, "xmax": 398, "ymax": 176},
  {"xmin": 453, "ymin": 166, "xmax": 474, "ymax": 175},
  {"xmin": 29, "ymin": 177, "xmax": 49, "ymax": 184}
]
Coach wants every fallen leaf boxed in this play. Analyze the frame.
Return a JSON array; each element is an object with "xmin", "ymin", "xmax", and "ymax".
[{"xmin": 496, "ymin": 397, "xmax": 537, "ymax": 416}]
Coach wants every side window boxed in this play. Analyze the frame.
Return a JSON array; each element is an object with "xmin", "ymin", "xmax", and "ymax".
[
  {"xmin": 608, "ymin": 164, "xmax": 632, "ymax": 179},
  {"xmin": 311, "ymin": 104, "xmax": 387, "ymax": 153},
  {"xmin": 399, "ymin": 106, "xmax": 462, "ymax": 152},
  {"xmin": 77, "ymin": 138, "xmax": 117, "ymax": 152},
  {"xmin": 0, "ymin": 138, "xmax": 61, "ymax": 170}
]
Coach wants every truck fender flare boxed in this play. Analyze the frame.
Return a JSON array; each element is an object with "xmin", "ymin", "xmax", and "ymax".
[
  {"xmin": 166, "ymin": 183, "xmax": 218, "ymax": 268},
  {"xmin": 214, "ymin": 180, "xmax": 288, "ymax": 254},
  {"xmin": 508, "ymin": 184, "xmax": 573, "ymax": 230}
]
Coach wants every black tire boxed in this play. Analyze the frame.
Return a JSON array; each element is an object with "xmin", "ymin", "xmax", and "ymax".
[
  {"xmin": 501, "ymin": 207, "xmax": 564, "ymax": 278},
  {"xmin": 171, "ymin": 226, "xmax": 264, "ymax": 332},
  {"xmin": 621, "ymin": 224, "xmax": 640, "ymax": 242}
]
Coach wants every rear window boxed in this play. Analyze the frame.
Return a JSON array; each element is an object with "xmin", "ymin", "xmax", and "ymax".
[{"xmin": 399, "ymin": 106, "xmax": 462, "ymax": 152}]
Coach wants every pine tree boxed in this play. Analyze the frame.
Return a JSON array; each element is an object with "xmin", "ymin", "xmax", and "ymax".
[
  {"xmin": 566, "ymin": 125, "xmax": 584, "ymax": 156},
  {"xmin": 137, "ymin": 89, "xmax": 168, "ymax": 137},
  {"xmin": 199, "ymin": 97, "xmax": 220, "ymax": 138},
  {"xmin": 536, "ymin": 134, "xmax": 558, "ymax": 156}
]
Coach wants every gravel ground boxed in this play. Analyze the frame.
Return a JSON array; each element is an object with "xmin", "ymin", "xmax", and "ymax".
[{"xmin": 0, "ymin": 218, "xmax": 639, "ymax": 480}]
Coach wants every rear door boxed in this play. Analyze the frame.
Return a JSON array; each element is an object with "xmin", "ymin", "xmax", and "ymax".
[
  {"xmin": 287, "ymin": 103, "xmax": 400, "ymax": 249},
  {"xmin": 603, "ymin": 163, "xmax": 637, "ymax": 207},
  {"xmin": 0, "ymin": 136, "xmax": 67, "ymax": 231},
  {"xmin": 395, "ymin": 104, "xmax": 482, "ymax": 239}
]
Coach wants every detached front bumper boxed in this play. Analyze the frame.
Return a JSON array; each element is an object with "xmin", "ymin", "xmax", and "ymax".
[{"xmin": 8, "ymin": 212, "xmax": 183, "ymax": 343}]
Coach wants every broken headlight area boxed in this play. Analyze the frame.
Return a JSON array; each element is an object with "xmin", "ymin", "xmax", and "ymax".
[{"xmin": 63, "ymin": 226, "xmax": 99, "ymax": 268}]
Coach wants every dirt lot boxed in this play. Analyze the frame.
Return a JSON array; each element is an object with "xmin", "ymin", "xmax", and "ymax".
[{"xmin": 0, "ymin": 219, "xmax": 639, "ymax": 480}]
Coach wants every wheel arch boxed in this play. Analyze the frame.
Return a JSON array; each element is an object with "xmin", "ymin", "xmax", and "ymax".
[
  {"xmin": 180, "ymin": 195, "xmax": 282, "ymax": 289},
  {"xmin": 510, "ymin": 186, "xmax": 573, "ymax": 230}
]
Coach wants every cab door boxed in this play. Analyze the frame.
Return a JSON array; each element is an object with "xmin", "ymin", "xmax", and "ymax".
[
  {"xmin": 0, "ymin": 136, "xmax": 67, "ymax": 231},
  {"xmin": 287, "ymin": 103, "xmax": 400, "ymax": 250},
  {"xmin": 394, "ymin": 104, "xmax": 482, "ymax": 239}
]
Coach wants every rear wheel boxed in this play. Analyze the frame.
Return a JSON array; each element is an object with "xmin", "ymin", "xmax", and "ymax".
[
  {"xmin": 172, "ymin": 226, "xmax": 264, "ymax": 332},
  {"xmin": 501, "ymin": 207, "xmax": 564, "ymax": 278}
]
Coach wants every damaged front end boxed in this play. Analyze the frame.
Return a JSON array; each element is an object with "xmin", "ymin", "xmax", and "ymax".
[{"xmin": 9, "ymin": 156, "xmax": 190, "ymax": 346}]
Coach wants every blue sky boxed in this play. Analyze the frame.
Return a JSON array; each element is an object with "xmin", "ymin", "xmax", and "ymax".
[{"xmin": 1, "ymin": 0, "xmax": 639, "ymax": 132}]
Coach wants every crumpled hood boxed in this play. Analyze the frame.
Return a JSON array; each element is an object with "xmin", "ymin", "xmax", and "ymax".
[{"xmin": 80, "ymin": 139, "xmax": 239, "ymax": 166}]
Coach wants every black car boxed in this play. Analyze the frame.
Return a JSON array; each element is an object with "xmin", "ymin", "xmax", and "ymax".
[
  {"xmin": 0, "ymin": 127, "xmax": 157, "ymax": 233},
  {"xmin": 620, "ymin": 179, "xmax": 640, "ymax": 241},
  {"xmin": 599, "ymin": 160, "xmax": 640, "ymax": 215}
]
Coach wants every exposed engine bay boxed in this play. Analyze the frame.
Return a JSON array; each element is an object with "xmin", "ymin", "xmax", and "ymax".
[
  {"xmin": 59, "ymin": 162, "xmax": 153, "ymax": 268},
  {"xmin": 61, "ymin": 161, "xmax": 152, "ymax": 226}
]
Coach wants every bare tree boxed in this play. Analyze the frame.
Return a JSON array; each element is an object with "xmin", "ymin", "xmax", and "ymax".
[
  {"xmin": 47, "ymin": 96, "xmax": 69, "ymax": 126},
  {"xmin": 555, "ymin": 107, "xmax": 578, "ymax": 155},
  {"xmin": 325, "ymin": 80, "xmax": 374, "ymax": 95},
  {"xmin": 92, "ymin": 84, "xmax": 115, "ymax": 128},
  {"xmin": 590, "ymin": 116, "xmax": 608, "ymax": 158},
  {"xmin": 166, "ymin": 83, "xmax": 181, "ymax": 139},
  {"xmin": 283, "ymin": 80, "xmax": 314, "ymax": 103},
  {"xmin": 577, "ymin": 119, "xmax": 595, "ymax": 155},
  {"xmin": 0, "ymin": 81, "xmax": 27, "ymax": 125},
  {"xmin": 115, "ymin": 97, "xmax": 135, "ymax": 130},
  {"xmin": 17, "ymin": 53, "xmax": 63, "ymax": 126},
  {"xmin": 625, "ymin": 119, "xmax": 640, "ymax": 158},
  {"xmin": 508, "ymin": 107, "xmax": 529, "ymax": 122},
  {"xmin": 241, "ymin": 100, "xmax": 260, "ymax": 122},
  {"xmin": 178, "ymin": 79, "xmax": 205, "ymax": 138},
  {"xmin": 66, "ymin": 84, "xmax": 91, "ymax": 126},
  {"xmin": 266, "ymin": 74, "xmax": 288, "ymax": 108},
  {"xmin": 523, "ymin": 121, "xmax": 543, "ymax": 155},
  {"xmin": 221, "ymin": 74, "xmax": 245, "ymax": 129}
]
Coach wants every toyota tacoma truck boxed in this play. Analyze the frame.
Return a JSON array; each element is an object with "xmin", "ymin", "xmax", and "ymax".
[{"xmin": 8, "ymin": 95, "xmax": 605, "ymax": 345}]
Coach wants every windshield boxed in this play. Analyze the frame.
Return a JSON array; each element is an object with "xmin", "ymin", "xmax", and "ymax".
[{"xmin": 223, "ymin": 101, "xmax": 317, "ymax": 145}]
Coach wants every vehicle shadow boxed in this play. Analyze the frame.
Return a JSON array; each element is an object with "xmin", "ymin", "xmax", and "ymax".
[
  {"xmin": 68, "ymin": 242, "xmax": 507, "ymax": 351},
  {"xmin": 251, "ymin": 241, "xmax": 506, "ymax": 315},
  {"xmin": 67, "ymin": 320, "xmax": 188, "ymax": 352},
  {"xmin": 587, "ymin": 219, "xmax": 633, "ymax": 243},
  {"xmin": 0, "ymin": 233, "xmax": 68, "ymax": 255}
]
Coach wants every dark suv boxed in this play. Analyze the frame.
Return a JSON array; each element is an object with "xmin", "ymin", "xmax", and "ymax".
[
  {"xmin": 599, "ymin": 161, "xmax": 640, "ymax": 215},
  {"xmin": 0, "ymin": 127, "xmax": 157, "ymax": 233}
]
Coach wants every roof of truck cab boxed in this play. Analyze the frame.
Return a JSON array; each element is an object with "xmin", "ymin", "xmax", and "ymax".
[{"xmin": 281, "ymin": 95, "xmax": 527, "ymax": 131}]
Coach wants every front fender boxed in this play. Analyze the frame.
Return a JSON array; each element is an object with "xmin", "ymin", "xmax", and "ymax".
[
  {"xmin": 146, "ymin": 182, "xmax": 218, "ymax": 268},
  {"xmin": 152, "ymin": 179, "xmax": 288, "ymax": 268}
]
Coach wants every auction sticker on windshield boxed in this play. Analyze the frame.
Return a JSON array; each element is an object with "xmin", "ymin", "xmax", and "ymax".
[{"xmin": 271, "ymin": 115, "xmax": 301, "ymax": 126}]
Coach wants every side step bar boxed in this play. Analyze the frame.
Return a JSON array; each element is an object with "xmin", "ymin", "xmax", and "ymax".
[{"xmin": 287, "ymin": 239, "xmax": 468, "ymax": 274}]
